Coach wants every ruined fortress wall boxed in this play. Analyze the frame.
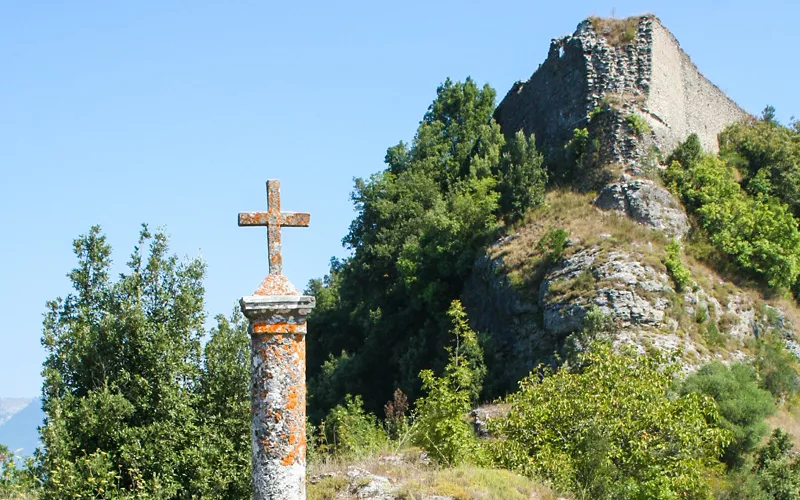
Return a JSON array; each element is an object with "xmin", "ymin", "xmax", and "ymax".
[
  {"xmin": 495, "ymin": 16, "xmax": 749, "ymax": 158},
  {"xmin": 493, "ymin": 37, "xmax": 590, "ymax": 151},
  {"xmin": 647, "ymin": 21, "xmax": 748, "ymax": 153}
]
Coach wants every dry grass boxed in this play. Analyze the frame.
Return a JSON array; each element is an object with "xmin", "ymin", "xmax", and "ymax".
[
  {"xmin": 766, "ymin": 406, "xmax": 800, "ymax": 452},
  {"xmin": 589, "ymin": 16, "xmax": 641, "ymax": 46},
  {"xmin": 495, "ymin": 190, "xmax": 669, "ymax": 295},
  {"xmin": 308, "ymin": 448, "xmax": 562, "ymax": 500}
]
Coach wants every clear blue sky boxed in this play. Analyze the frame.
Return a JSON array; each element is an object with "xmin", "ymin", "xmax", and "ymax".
[{"xmin": 1, "ymin": 0, "xmax": 797, "ymax": 398}]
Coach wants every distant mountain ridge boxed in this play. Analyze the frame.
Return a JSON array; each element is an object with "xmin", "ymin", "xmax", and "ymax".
[{"xmin": 0, "ymin": 397, "xmax": 43, "ymax": 457}]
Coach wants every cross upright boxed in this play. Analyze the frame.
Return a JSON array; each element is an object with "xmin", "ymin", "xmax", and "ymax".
[{"xmin": 238, "ymin": 180, "xmax": 310, "ymax": 275}]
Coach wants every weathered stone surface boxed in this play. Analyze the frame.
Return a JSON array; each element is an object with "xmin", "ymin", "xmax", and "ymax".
[
  {"xmin": 539, "ymin": 249, "xmax": 673, "ymax": 335},
  {"xmin": 595, "ymin": 178, "xmax": 690, "ymax": 237},
  {"xmin": 494, "ymin": 15, "xmax": 748, "ymax": 158},
  {"xmin": 344, "ymin": 468, "xmax": 394, "ymax": 499}
]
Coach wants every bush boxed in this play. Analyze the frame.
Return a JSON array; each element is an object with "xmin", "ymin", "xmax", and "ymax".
[
  {"xmin": 496, "ymin": 130, "xmax": 547, "ymax": 224},
  {"xmin": 319, "ymin": 395, "xmax": 387, "ymax": 458},
  {"xmin": 0, "ymin": 444, "xmax": 39, "ymax": 498},
  {"xmin": 664, "ymin": 240, "xmax": 692, "ymax": 292},
  {"xmin": 537, "ymin": 227, "xmax": 570, "ymax": 264},
  {"xmin": 679, "ymin": 362, "xmax": 775, "ymax": 468},
  {"xmin": 754, "ymin": 429, "xmax": 800, "ymax": 499},
  {"xmin": 625, "ymin": 113, "xmax": 651, "ymax": 137},
  {"xmin": 489, "ymin": 344, "xmax": 730, "ymax": 499},
  {"xmin": 754, "ymin": 334, "xmax": 800, "ymax": 399},
  {"xmin": 413, "ymin": 300, "xmax": 485, "ymax": 466},
  {"xmin": 664, "ymin": 139, "xmax": 800, "ymax": 290}
]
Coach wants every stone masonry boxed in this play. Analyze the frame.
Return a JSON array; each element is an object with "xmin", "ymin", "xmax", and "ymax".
[
  {"xmin": 239, "ymin": 180, "xmax": 315, "ymax": 500},
  {"xmin": 494, "ymin": 15, "xmax": 749, "ymax": 158}
]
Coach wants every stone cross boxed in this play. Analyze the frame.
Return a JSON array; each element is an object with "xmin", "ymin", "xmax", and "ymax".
[
  {"xmin": 238, "ymin": 180, "xmax": 315, "ymax": 500},
  {"xmin": 238, "ymin": 179, "xmax": 311, "ymax": 276}
]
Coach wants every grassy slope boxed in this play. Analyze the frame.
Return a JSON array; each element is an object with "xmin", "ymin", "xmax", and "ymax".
[{"xmin": 308, "ymin": 449, "xmax": 562, "ymax": 500}]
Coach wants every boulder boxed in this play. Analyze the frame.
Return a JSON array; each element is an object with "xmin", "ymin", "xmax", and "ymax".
[{"xmin": 595, "ymin": 178, "xmax": 690, "ymax": 238}]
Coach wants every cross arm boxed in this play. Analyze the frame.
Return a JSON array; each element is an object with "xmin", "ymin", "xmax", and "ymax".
[
  {"xmin": 238, "ymin": 212, "xmax": 269, "ymax": 226},
  {"xmin": 279, "ymin": 212, "xmax": 310, "ymax": 227}
]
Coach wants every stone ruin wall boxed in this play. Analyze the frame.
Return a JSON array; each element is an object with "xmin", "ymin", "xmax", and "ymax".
[
  {"xmin": 647, "ymin": 20, "xmax": 748, "ymax": 153},
  {"xmin": 494, "ymin": 15, "xmax": 749, "ymax": 162}
]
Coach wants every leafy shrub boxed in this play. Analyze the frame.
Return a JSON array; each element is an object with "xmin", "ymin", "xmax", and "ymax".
[
  {"xmin": 489, "ymin": 344, "xmax": 730, "ymax": 499},
  {"xmin": 319, "ymin": 395, "xmax": 387, "ymax": 458},
  {"xmin": 625, "ymin": 113, "xmax": 651, "ymax": 136},
  {"xmin": 754, "ymin": 333, "xmax": 800, "ymax": 399},
  {"xmin": 664, "ymin": 139, "xmax": 800, "ymax": 290},
  {"xmin": 413, "ymin": 300, "xmax": 485, "ymax": 466},
  {"xmin": 537, "ymin": 227, "xmax": 570, "ymax": 264},
  {"xmin": 719, "ymin": 109, "xmax": 800, "ymax": 219},
  {"xmin": 753, "ymin": 429, "xmax": 800, "ymax": 499},
  {"xmin": 0, "ymin": 444, "xmax": 39, "ymax": 498},
  {"xmin": 495, "ymin": 130, "xmax": 547, "ymax": 224},
  {"xmin": 667, "ymin": 132, "xmax": 703, "ymax": 169},
  {"xmin": 664, "ymin": 240, "xmax": 692, "ymax": 292},
  {"xmin": 679, "ymin": 362, "xmax": 775, "ymax": 467}
]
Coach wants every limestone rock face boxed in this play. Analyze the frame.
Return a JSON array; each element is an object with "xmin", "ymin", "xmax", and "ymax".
[
  {"xmin": 539, "ymin": 249, "xmax": 673, "ymax": 335},
  {"xmin": 463, "ymin": 233, "xmax": 798, "ymax": 394},
  {"xmin": 595, "ymin": 178, "xmax": 690, "ymax": 238}
]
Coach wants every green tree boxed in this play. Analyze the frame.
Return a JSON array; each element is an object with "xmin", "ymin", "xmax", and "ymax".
[
  {"xmin": 413, "ymin": 300, "xmax": 485, "ymax": 466},
  {"xmin": 307, "ymin": 78, "xmax": 545, "ymax": 415},
  {"xmin": 495, "ymin": 130, "xmax": 547, "ymax": 223},
  {"xmin": 36, "ymin": 225, "xmax": 224, "ymax": 498},
  {"xmin": 679, "ymin": 362, "xmax": 775, "ymax": 468},
  {"xmin": 188, "ymin": 310, "xmax": 252, "ymax": 498},
  {"xmin": 490, "ymin": 344, "xmax": 730, "ymax": 499},
  {"xmin": 719, "ymin": 111, "xmax": 800, "ymax": 219},
  {"xmin": 665, "ymin": 142, "xmax": 800, "ymax": 290},
  {"xmin": 318, "ymin": 395, "xmax": 387, "ymax": 459}
]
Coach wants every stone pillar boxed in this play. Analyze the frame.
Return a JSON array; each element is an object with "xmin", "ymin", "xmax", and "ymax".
[{"xmin": 240, "ymin": 274, "xmax": 315, "ymax": 500}]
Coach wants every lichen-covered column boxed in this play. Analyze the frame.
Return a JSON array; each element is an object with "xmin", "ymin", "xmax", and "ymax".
[{"xmin": 240, "ymin": 275, "xmax": 315, "ymax": 500}]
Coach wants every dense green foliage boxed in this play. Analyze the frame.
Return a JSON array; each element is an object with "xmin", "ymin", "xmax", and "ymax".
[
  {"xmin": 35, "ymin": 226, "xmax": 250, "ymax": 498},
  {"xmin": 489, "ymin": 344, "xmax": 730, "ymax": 499},
  {"xmin": 754, "ymin": 332, "xmax": 800, "ymax": 399},
  {"xmin": 413, "ymin": 300, "xmax": 485, "ymax": 466},
  {"xmin": 664, "ymin": 240, "xmax": 692, "ymax": 292},
  {"xmin": 307, "ymin": 78, "xmax": 546, "ymax": 416},
  {"xmin": 749, "ymin": 429, "xmax": 800, "ymax": 499},
  {"xmin": 665, "ymin": 135, "xmax": 800, "ymax": 290},
  {"xmin": 720, "ymin": 109, "xmax": 800, "ymax": 219},
  {"xmin": 626, "ymin": 113, "xmax": 651, "ymax": 137},
  {"xmin": 317, "ymin": 395, "xmax": 387, "ymax": 459},
  {"xmin": 1, "ymin": 443, "xmax": 39, "ymax": 497},
  {"xmin": 679, "ymin": 362, "xmax": 775, "ymax": 467}
]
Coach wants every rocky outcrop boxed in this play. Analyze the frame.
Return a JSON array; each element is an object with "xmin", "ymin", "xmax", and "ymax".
[
  {"xmin": 595, "ymin": 177, "xmax": 690, "ymax": 238},
  {"xmin": 539, "ymin": 248, "xmax": 673, "ymax": 335},
  {"xmin": 464, "ymin": 236, "xmax": 798, "ymax": 391}
]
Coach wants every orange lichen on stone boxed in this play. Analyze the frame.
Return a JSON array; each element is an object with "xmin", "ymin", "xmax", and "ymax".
[
  {"xmin": 286, "ymin": 387, "xmax": 299, "ymax": 410},
  {"xmin": 238, "ymin": 180, "xmax": 310, "ymax": 277},
  {"xmin": 253, "ymin": 322, "xmax": 304, "ymax": 334}
]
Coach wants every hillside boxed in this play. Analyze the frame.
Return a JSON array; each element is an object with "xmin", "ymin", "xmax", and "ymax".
[
  {"xmin": 4, "ymin": 13, "xmax": 800, "ymax": 500},
  {"xmin": 303, "ymin": 13, "xmax": 800, "ymax": 499}
]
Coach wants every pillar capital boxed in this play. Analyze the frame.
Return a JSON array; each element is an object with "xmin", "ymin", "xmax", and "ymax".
[{"xmin": 240, "ymin": 294, "xmax": 315, "ymax": 322}]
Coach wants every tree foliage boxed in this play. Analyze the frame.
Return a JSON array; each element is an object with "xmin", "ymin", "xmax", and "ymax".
[
  {"xmin": 719, "ymin": 108, "xmax": 800, "ymax": 219},
  {"xmin": 36, "ymin": 225, "xmax": 251, "ymax": 498},
  {"xmin": 679, "ymin": 362, "xmax": 775, "ymax": 468},
  {"xmin": 664, "ymin": 135, "xmax": 800, "ymax": 290},
  {"xmin": 489, "ymin": 345, "xmax": 730, "ymax": 499},
  {"xmin": 413, "ymin": 300, "xmax": 485, "ymax": 466},
  {"xmin": 307, "ymin": 78, "xmax": 546, "ymax": 415}
]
